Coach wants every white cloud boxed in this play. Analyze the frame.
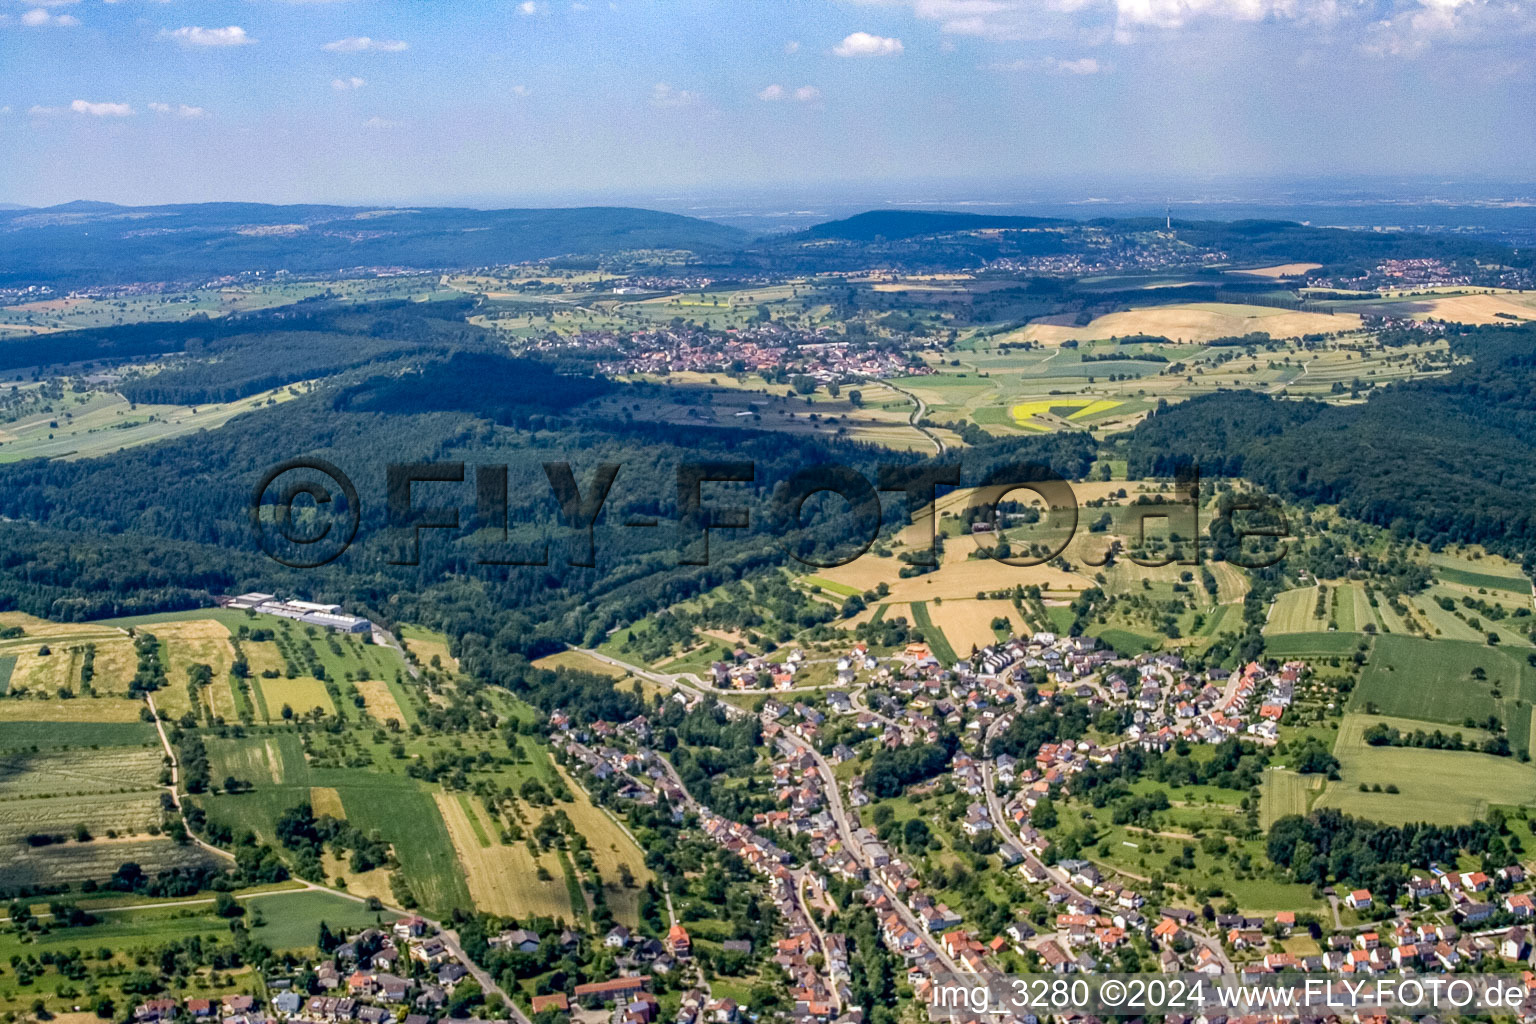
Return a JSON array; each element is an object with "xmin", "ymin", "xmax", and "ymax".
[
  {"xmin": 859, "ymin": 0, "xmax": 1532, "ymax": 48},
  {"xmin": 832, "ymin": 31, "xmax": 904, "ymax": 56},
  {"xmin": 331, "ymin": 76, "xmax": 367, "ymax": 90},
  {"xmin": 363, "ymin": 115, "xmax": 399, "ymax": 128},
  {"xmin": 518, "ymin": 0, "xmax": 543, "ymax": 13},
  {"xmin": 163, "ymin": 25, "xmax": 254, "ymax": 47},
  {"xmin": 650, "ymin": 82, "xmax": 700, "ymax": 107},
  {"xmin": 760, "ymin": 83, "xmax": 823, "ymax": 102},
  {"xmin": 990, "ymin": 55, "xmax": 1106, "ymax": 72},
  {"xmin": 784, "ymin": 39, "xmax": 801, "ymax": 52},
  {"xmin": 21, "ymin": 8, "xmax": 79, "ymax": 26},
  {"xmin": 321, "ymin": 36, "xmax": 407, "ymax": 52},
  {"xmin": 71, "ymin": 99, "xmax": 134, "ymax": 116},
  {"xmin": 148, "ymin": 102, "xmax": 208, "ymax": 117},
  {"xmin": 1364, "ymin": 0, "xmax": 1536, "ymax": 53},
  {"xmin": 510, "ymin": 84, "xmax": 532, "ymax": 96}
]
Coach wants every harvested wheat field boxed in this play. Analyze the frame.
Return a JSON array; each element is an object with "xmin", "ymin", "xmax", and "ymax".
[
  {"xmin": 1021, "ymin": 303, "xmax": 1361, "ymax": 345},
  {"xmin": 533, "ymin": 650, "xmax": 626, "ymax": 678},
  {"xmin": 207, "ymin": 678, "xmax": 240, "ymax": 721},
  {"xmin": 6, "ymin": 636, "xmax": 134, "ymax": 696},
  {"xmin": 0, "ymin": 612, "xmax": 124, "ymax": 638},
  {"xmin": 553, "ymin": 765, "xmax": 652, "ymax": 924},
  {"xmin": 926, "ymin": 599, "xmax": 1026, "ymax": 655},
  {"xmin": 401, "ymin": 626, "xmax": 457, "ymax": 671},
  {"xmin": 0, "ymin": 695, "xmax": 146, "ymax": 722},
  {"xmin": 434, "ymin": 790, "xmax": 573, "ymax": 919},
  {"xmin": 818, "ymin": 542, "xmax": 1088, "ymax": 605},
  {"xmin": 323, "ymin": 850, "xmax": 393, "ymax": 903},
  {"xmin": 1230, "ymin": 263, "xmax": 1323, "ymax": 278},
  {"xmin": 1372, "ymin": 291, "xmax": 1536, "ymax": 325},
  {"xmin": 311, "ymin": 786, "xmax": 346, "ymax": 819},
  {"xmin": 353, "ymin": 678, "xmax": 406, "ymax": 725},
  {"xmin": 256, "ymin": 676, "xmax": 334, "ymax": 719},
  {"xmin": 241, "ymin": 639, "xmax": 288, "ymax": 678}
]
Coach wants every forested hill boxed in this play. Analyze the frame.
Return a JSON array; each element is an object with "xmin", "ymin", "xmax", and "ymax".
[
  {"xmin": 797, "ymin": 210, "xmax": 1067, "ymax": 241},
  {"xmin": 8, "ymin": 200, "xmax": 1529, "ymax": 288},
  {"xmin": 722, "ymin": 211, "xmax": 1529, "ymax": 276},
  {"xmin": 1122, "ymin": 323, "xmax": 1536, "ymax": 567},
  {"xmin": 0, "ymin": 295, "xmax": 1100, "ymax": 671},
  {"xmin": 0, "ymin": 201, "xmax": 749, "ymax": 287}
]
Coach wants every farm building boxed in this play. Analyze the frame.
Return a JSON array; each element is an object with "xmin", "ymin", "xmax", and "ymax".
[{"xmin": 222, "ymin": 593, "xmax": 372, "ymax": 633}]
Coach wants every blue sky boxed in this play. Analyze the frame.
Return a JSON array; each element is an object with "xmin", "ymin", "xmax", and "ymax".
[{"xmin": 1, "ymin": 0, "xmax": 1533, "ymax": 207}]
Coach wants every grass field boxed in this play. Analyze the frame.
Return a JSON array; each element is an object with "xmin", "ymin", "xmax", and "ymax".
[
  {"xmin": 1263, "ymin": 632, "xmax": 1365, "ymax": 658},
  {"xmin": 208, "ymin": 733, "xmax": 309, "ymax": 787},
  {"xmin": 1437, "ymin": 566, "xmax": 1533, "ymax": 594},
  {"xmin": 1351, "ymin": 634, "xmax": 1535, "ymax": 729},
  {"xmin": 248, "ymin": 888, "xmax": 401, "ymax": 949},
  {"xmin": 337, "ymin": 780, "xmax": 470, "ymax": 914},
  {"xmin": 0, "ymin": 885, "xmax": 397, "ymax": 964},
  {"xmin": 589, "ymin": 372, "xmax": 955, "ymax": 452},
  {"xmin": 1314, "ymin": 713, "xmax": 1536, "ymax": 825},
  {"xmin": 0, "ymin": 384, "xmax": 310, "ymax": 464},
  {"xmin": 1259, "ymin": 769, "xmax": 1323, "ymax": 828},
  {"xmin": 1264, "ymin": 587, "xmax": 1326, "ymax": 634},
  {"xmin": 804, "ymin": 576, "xmax": 861, "ymax": 598},
  {"xmin": 1092, "ymin": 627, "xmax": 1162, "ymax": 654}
]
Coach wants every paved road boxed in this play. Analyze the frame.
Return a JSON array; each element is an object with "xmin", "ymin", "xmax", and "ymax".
[
  {"xmin": 979, "ymin": 690, "xmax": 1234, "ymax": 974},
  {"xmin": 881, "ymin": 379, "xmax": 945, "ymax": 455},
  {"xmin": 588, "ymin": 648, "xmax": 967, "ymax": 975},
  {"xmin": 373, "ymin": 626, "xmax": 419, "ymax": 680},
  {"xmin": 771, "ymin": 732, "xmax": 967, "ymax": 976}
]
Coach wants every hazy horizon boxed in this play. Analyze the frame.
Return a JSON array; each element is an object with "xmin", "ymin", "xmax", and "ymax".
[{"xmin": 3, "ymin": 0, "xmax": 1534, "ymax": 209}]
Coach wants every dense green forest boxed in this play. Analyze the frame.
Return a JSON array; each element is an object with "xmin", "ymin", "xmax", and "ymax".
[
  {"xmin": 1123, "ymin": 323, "xmax": 1536, "ymax": 568},
  {"xmin": 0, "ymin": 295, "xmax": 489, "ymax": 378},
  {"xmin": 0, "ymin": 297, "xmax": 1095, "ymax": 710}
]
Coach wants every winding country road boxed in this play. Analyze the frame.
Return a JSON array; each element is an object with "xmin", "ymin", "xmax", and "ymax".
[{"xmin": 881, "ymin": 378, "xmax": 945, "ymax": 455}]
